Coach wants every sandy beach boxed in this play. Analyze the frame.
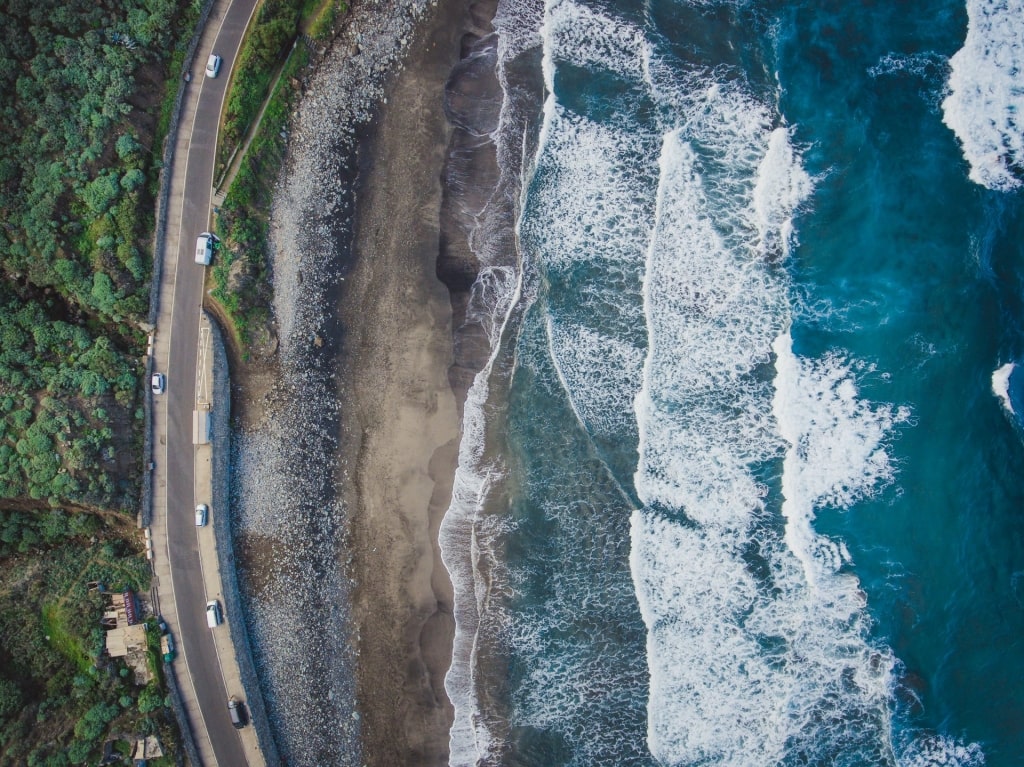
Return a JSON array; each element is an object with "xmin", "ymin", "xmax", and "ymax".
[
  {"xmin": 227, "ymin": 0, "xmax": 502, "ymax": 763},
  {"xmin": 339, "ymin": 14, "xmax": 464, "ymax": 765},
  {"xmin": 341, "ymin": 1, "xmax": 499, "ymax": 762}
]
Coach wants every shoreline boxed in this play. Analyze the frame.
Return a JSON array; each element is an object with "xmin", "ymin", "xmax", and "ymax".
[
  {"xmin": 227, "ymin": 0, "xmax": 500, "ymax": 763},
  {"xmin": 342, "ymin": 0, "xmax": 496, "ymax": 761}
]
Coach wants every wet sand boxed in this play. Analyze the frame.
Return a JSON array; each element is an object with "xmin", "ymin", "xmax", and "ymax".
[{"xmin": 341, "ymin": 1, "xmax": 496, "ymax": 763}]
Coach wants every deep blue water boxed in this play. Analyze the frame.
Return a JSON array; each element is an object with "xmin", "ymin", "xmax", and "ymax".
[{"xmin": 439, "ymin": 0, "xmax": 1024, "ymax": 764}]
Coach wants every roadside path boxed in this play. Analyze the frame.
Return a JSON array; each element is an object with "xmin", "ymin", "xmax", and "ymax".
[{"xmin": 213, "ymin": 39, "xmax": 305, "ymax": 206}]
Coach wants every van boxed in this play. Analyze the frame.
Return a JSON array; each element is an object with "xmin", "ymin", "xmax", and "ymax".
[
  {"xmin": 205, "ymin": 600, "xmax": 222, "ymax": 628},
  {"xmin": 227, "ymin": 696, "xmax": 248, "ymax": 729},
  {"xmin": 195, "ymin": 503, "xmax": 208, "ymax": 527},
  {"xmin": 195, "ymin": 233, "xmax": 213, "ymax": 265}
]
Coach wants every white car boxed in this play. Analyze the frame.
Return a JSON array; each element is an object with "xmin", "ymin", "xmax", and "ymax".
[
  {"xmin": 205, "ymin": 600, "xmax": 222, "ymax": 628},
  {"xmin": 195, "ymin": 233, "xmax": 214, "ymax": 265},
  {"xmin": 205, "ymin": 53, "xmax": 222, "ymax": 78},
  {"xmin": 151, "ymin": 373, "xmax": 166, "ymax": 394},
  {"xmin": 195, "ymin": 504, "xmax": 209, "ymax": 527}
]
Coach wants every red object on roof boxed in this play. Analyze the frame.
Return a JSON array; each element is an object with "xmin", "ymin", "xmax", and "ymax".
[{"xmin": 123, "ymin": 590, "xmax": 139, "ymax": 625}]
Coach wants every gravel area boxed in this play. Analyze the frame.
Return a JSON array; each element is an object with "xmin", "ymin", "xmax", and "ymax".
[
  {"xmin": 229, "ymin": 1, "xmax": 437, "ymax": 764},
  {"xmin": 272, "ymin": 0, "xmax": 436, "ymax": 357},
  {"xmin": 209, "ymin": 316, "xmax": 280, "ymax": 766}
]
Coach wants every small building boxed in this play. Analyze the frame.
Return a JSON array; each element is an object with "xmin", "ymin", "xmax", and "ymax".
[
  {"xmin": 132, "ymin": 734, "xmax": 164, "ymax": 763},
  {"xmin": 102, "ymin": 591, "xmax": 152, "ymax": 685}
]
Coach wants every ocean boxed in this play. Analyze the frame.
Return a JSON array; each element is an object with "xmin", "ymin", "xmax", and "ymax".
[{"xmin": 438, "ymin": 0, "xmax": 1024, "ymax": 764}]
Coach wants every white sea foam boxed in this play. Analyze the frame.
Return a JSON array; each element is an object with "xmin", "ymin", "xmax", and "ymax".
[
  {"xmin": 628, "ymin": 50, "xmax": 943, "ymax": 766},
  {"xmin": 772, "ymin": 331, "xmax": 911, "ymax": 588},
  {"xmin": 942, "ymin": 0, "xmax": 1024, "ymax": 191},
  {"xmin": 502, "ymin": 488, "xmax": 650, "ymax": 764},
  {"xmin": 546, "ymin": 317, "xmax": 646, "ymax": 435},
  {"xmin": 522, "ymin": 101, "xmax": 652, "ymax": 443},
  {"xmin": 448, "ymin": 0, "xmax": 988, "ymax": 763},
  {"xmin": 868, "ymin": 51, "xmax": 949, "ymax": 80},
  {"xmin": 527, "ymin": 0, "xmax": 660, "ymax": 450},
  {"xmin": 491, "ymin": 0, "xmax": 545, "ymax": 201},
  {"xmin": 897, "ymin": 734, "xmax": 987, "ymax": 767},
  {"xmin": 633, "ymin": 127, "xmax": 789, "ymax": 531},
  {"xmin": 524, "ymin": 105, "xmax": 653, "ymax": 274},
  {"xmin": 992, "ymin": 361, "xmax": 1015, "ymax": 414},
  {"xmin": 441, "ymin": 264, "xmax": 522, "ymax": 767},
  {"xmin": 540, "ymin": 0, "xmax": 648, "ymax": 93},
  {"xmin": 754, "ymin": 128, "xmax": 813, "ymax": 258},
  {"xmin": 492, "ymin": 0, "xmax": 543, "ymax": 64},
  {"xmin": 631, "ymin": 509, "xmax": 897, "ymax": 767},
  {"xmin": 441, "ymin": 0, "xmax": 547, "ymax": 759}
]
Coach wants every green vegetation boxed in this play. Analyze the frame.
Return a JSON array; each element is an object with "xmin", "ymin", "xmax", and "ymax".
[
  {"xmin": 214, "ymin": 43, "xmax": 310, "ymax": 350},
  {"xmin": 0, "ymin": 0, "xmax": 198, "ymax": 512},
  {"xmin": 303, "ymin": 0, "xmax": 344, "ymax": 41},
  {"xmin": 0, "ymin": 0, "xmax": 182, "ymax": 321},
  {"xmin": 211, "ymin": 0, "xmax": 347, "ymax": 352},
  {"xmin": 0, "ymin": 510, "xmax": 176, "ymax": 765},
  {"xmin": 0, "ymin": 0, "xmax": 197, "ymax": 761},
  {"xmin": 217, "ymin": 0, "xmax": 349, "ymax": 176},
  {"xmin": 218, "ymin": 0, "xmax": 305, "ymax": 175},
  {"xmin": 0, "ymin": 282, "xmax": 142, "ymax": 509}
]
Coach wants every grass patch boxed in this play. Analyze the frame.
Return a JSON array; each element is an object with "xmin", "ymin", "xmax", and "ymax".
[
  {"xmin": 216, "ymin": 0, "xmax": 308, "ymax": 176},
  {"xmin": 305, "ymin": 0, "xmax": 346, "ymax": 40},
  {"xmin": 209, "ymin": 0, "xmax": 348, "ymax": 355},
  {"xmin": 216, "ymin": 0, "xmax": 350, "ymax": 175},
  {"xmin": 41, "ymin": 603, "xmax": 91, "ymax": 674},
  {"xmin": 211, "ymin": 43, "xmax": 310, "ymax": 355}
]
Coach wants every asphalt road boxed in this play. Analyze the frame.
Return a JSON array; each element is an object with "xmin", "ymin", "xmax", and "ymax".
[{"xmin": 161, "ymin": 0, "xmax": 260, "ymax": 763}]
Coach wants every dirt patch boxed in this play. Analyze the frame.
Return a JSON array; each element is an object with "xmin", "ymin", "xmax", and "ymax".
[{"xmin": 203, "ymin": 297, "xmax": 280, "ymax": 432}]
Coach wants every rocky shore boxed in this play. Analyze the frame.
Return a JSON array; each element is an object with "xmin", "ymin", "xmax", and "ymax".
[{"xmin": 227, "ymin": 0, "xmax": 493, "ymax": 763}]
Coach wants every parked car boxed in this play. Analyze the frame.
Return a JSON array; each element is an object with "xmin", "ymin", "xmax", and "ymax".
[
  {"xmin": 151, "ymin": 372, "xmax": 166, "ymax": 394},
  {"xmin": 205, "ymin": 600, "xmax": 222, "ymax": 628},
  {"xmin": 205, "ymin": 53, "xmax": 222, "ymax": 78},
  {"xmin": 227, "ymin": 696, "xmax": 248, "ymax": 729},
  {"xmin": 195, "ymin": 504, "xmax": 208, "ymax": 527},
  {"xmin": 160, "ymin": 633, "xmax": 175, "ymax": 663},
  {"xmin": 195, "ymin": 233, "xmax": 214, "ymax": 265}
]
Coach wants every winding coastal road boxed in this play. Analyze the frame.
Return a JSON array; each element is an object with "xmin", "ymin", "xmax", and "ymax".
[{"xmin": 151, "ymin": 0, "xmax": 261, "ymax": 764}]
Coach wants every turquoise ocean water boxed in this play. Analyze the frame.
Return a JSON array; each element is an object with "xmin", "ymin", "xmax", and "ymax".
[{"xmin": 439, "ymin": 0, "xmax": 1024, "ymax": 764}]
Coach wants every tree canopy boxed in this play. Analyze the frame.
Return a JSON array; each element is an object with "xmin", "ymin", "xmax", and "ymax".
[{"xmin": 0, "ymin": 0, "xmax": 189, "ymax": 513}]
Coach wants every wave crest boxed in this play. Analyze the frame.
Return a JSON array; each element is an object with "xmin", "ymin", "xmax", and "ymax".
[{"xmin": 942, "ymin": 0, "xmax": 1024, "ymax": 191}]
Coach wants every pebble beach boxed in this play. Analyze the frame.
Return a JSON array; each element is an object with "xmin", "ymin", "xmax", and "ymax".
[{"xmin": 228, "ymin": 0, "xmax": 482, "ymax": 763}]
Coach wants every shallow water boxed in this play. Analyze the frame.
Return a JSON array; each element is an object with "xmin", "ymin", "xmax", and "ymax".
[{"xmin": 440, "ymin": 0, "xmax": 1024, "ymax": 764}]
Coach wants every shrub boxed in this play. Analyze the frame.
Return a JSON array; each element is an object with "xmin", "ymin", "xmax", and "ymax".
[
  {"xmin": 0, "ymin": 679, "xmax": 22, "ymax": 720},
  {"xmin": 82, "ymin": 173, "xmax": 121, "ymax": 214},
  {"xmin": 137, "ymin": 684, "xmax": 163, "ymax": 713}
]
